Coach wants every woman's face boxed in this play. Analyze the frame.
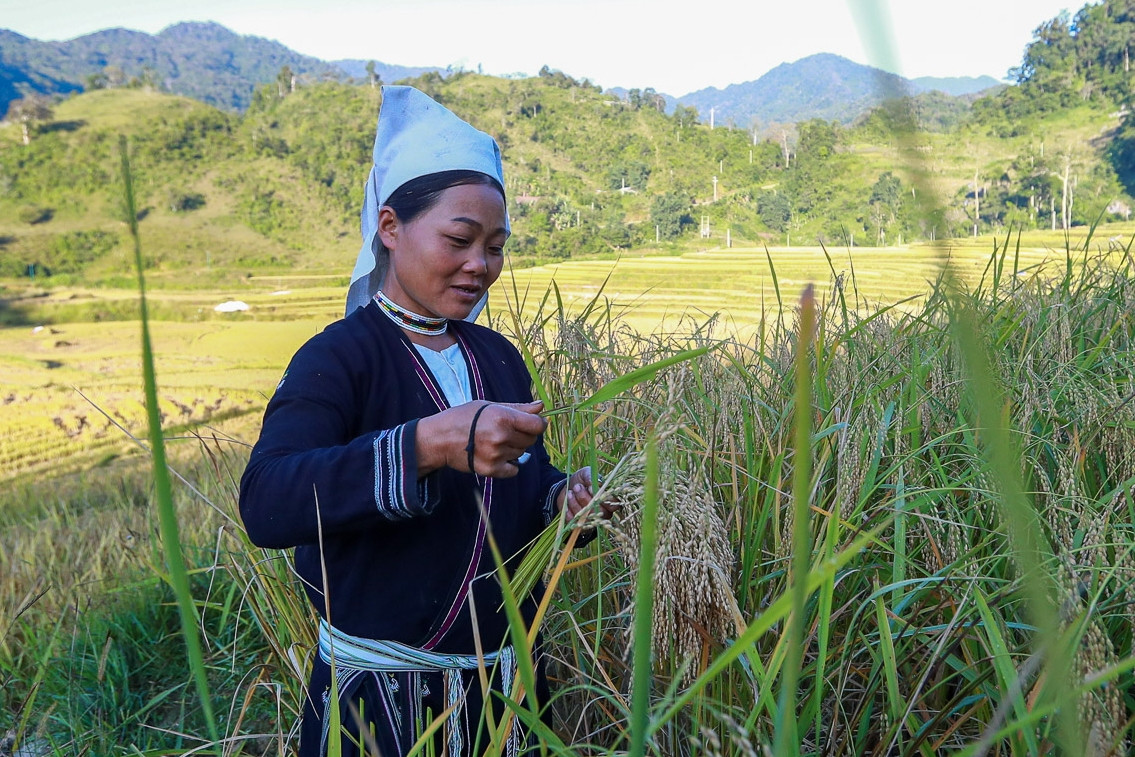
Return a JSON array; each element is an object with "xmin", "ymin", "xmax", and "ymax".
[{"xmin": 378, "ymin": 182, "xmax": 508, "ymax": 321}]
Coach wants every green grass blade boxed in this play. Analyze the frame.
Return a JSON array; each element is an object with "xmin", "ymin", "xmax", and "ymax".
[
  {"xmin": 948, "ymin": 297, "xmax": 1078, "ymax": 750},
  {"xmin": 629, "ymin": 438, "xmax": 659, "ymax": 757},
  {"xmin": 480, "ymin": 498, "xmax": 541, "ymax": 751},
  {"xmin": 765, "ymin": 247, "xmax": 783, "ymax": 311},
  {"xmin": 544, "ymin": 346, "xmax": 712, "ymax": 416},
  {"xmin": 972, "ymin": 585, "xmax": 1038, "ymax": 754},
  {"xmin": 119, "ymin": 134, "xmax": 218, "ymax": 745},
  {"xmin": 873, "ymin": 589, "xmax": 903, "ymax": 737},
  {"xmin": 774, "ymin": 284, "xmax": 816, "ymax": 757}
]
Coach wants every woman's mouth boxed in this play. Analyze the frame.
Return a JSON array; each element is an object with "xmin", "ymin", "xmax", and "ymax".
[{"xmin": 452, "ymin": 284, "xmax": 481, "ymax": 299}]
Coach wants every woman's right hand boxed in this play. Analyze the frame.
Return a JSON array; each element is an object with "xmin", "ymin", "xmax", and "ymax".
[{"xmin": 415, "ymin": 400, "xmax": 547, "ymax": 478}]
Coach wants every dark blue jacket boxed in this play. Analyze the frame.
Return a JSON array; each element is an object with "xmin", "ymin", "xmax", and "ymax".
[{"xmin": 239, "ymin": 301, "xmax": 566, "ymax": 652}]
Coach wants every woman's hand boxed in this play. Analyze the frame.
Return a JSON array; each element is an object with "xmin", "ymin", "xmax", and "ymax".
[
  {"xmin": 560, "ymin": 466, "xmax": 618, "ymax": 522},
  {"xmin": 416, "ymin": 400, "xmax": 547, "ymax": 478}
]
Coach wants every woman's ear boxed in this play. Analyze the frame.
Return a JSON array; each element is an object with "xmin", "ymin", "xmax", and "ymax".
[{"xmin": 377, "ymin": 206, "xmax": 399, "ymax": 251}]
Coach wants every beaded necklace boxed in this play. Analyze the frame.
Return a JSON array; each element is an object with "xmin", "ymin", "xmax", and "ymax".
[{"xmin": 374, "ymin": 290, "xmax": 448, "ymax": 336}]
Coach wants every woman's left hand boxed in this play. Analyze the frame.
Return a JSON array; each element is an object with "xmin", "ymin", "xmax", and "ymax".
[{"xmin": 561, "ymin": 466, "xmax": 618, "ymax": 522}]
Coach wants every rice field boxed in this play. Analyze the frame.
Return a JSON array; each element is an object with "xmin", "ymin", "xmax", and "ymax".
[
  {"xmin": 0, "ymin": 237, "xmax": 1105, "ymax": 487},
  {"xmin": 0, "ymin": 241, "xmax": 1089, "ymax": 485},
  {"xmin": 5, "ymin": 236, "xmax": 1135, "ymax": 755},
  {"xmin": 498, "ymin": 243, "xmax": 1069, "ymax": 333},
  {"xmin": 0, "ymin": 319, "xmax": 318, "ymax": 482}
]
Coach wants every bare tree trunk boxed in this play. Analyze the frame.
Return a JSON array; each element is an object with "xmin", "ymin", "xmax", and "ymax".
[
  {"xmin": 1060, "ymin": 157, "xmax": 1071, "ymax": 230},
  {"xmin": 973, "ymin": 170, "xmax": 980, "ymax": 237},
  {"xmin": 1068, "ymin": 175, "xmax": 1076, "ymax": 229},
  {"xmin": 20, "ymin": 121, "xmax": 29, "ymax": 146}
]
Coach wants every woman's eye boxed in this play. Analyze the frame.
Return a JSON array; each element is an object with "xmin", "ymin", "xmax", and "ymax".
[{"xmin": 446, "ymin": 236, "xmax": 469, "ymax": 246}]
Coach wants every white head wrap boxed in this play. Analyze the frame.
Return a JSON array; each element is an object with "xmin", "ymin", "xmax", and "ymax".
[{"xmin": 346, "ymin": 85, "xmax": 508, "ymax": 318}]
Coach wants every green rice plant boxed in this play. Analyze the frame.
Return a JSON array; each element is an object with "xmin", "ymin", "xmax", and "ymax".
[
  {"xmin": 508, "ymin": 342, "xmax": 712, "ymax": 603},
  {"xmin": 9, "ymin": 236, "xmax": 1135, "ymax": 754}
]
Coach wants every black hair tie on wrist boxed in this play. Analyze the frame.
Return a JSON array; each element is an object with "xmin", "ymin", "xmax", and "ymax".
[{"xmin": 466, "ymin": 403, "xmax": 491, "ymax": 475}]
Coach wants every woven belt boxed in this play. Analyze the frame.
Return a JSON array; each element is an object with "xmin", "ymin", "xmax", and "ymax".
[{"xmin": 316, "ymin": 619, "xmax": 517, "ymax": 756}]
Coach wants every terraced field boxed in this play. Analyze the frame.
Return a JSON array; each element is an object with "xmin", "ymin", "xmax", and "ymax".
[
  {"xmin": 0, "ymin": 241, "xmax": 1103, "ymax": 483},
  {"xmin": 497, "ymin": 243, "xmax": 1079, "ymax": 334},
  {"xmin": 0, "ymin": 319, "xmax": 325, "ymax": 482}
]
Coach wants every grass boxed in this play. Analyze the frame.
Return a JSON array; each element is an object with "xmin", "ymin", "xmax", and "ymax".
[{"xmin": 51, "ymin": 89, "xmax": 214, "ymax": 134}]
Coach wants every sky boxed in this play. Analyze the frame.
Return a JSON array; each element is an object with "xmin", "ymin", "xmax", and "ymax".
[{"xmin": 0, "ymin": 0, "xmax": 1081, "ymax": 95}]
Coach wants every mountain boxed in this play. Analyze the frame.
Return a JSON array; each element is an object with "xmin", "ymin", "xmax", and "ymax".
[
  {"xmin": 1, "ymin": 23, "xmax": 1008, "ymax": 129},
  {"xmin": 910, "ymin": 75, "xmax": 1004, "ymax": 96},
  {"xmin": 0, "ymin": 22, "xmax": 342, "ymax": 113},
  {"xmin": 0, "ymin": 30, "xmax": 84, "ymax": 111},
  {"xmin": 332, "ymin": 59, "xmax": 447, "ymax": 83},
  {"xmin": 674, "ymin": 53, "xmax": 1001, "ymax": 128}
]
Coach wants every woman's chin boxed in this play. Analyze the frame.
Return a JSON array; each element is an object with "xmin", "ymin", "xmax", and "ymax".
[{"xmin": 446, "ymin": 290, "xmax": 483, "ymax": 317}]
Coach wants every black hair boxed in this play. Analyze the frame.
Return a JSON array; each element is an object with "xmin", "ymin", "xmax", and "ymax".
[{"xmin": 383, "ymin": 170, "xmax": 505, "ymax": 223}]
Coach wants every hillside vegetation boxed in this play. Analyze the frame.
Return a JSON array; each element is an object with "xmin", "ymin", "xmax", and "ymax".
[{"xmin": 1, "ymin": 29, "xmax": 1133, "ymax": 301}]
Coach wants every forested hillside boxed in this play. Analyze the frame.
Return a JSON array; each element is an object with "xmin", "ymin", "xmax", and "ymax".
[
  {"xmin": 0, "ymin": 22, "xmax": 343, "ymax": 112},
  {"xmin": 2, "ymin": 0, "xmax": 1135, "ymax": 290}
]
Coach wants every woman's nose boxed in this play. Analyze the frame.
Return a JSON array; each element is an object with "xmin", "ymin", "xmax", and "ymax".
[{"xmin": 463, "ymin": 247, "xmax": 488, "ymax": 274}]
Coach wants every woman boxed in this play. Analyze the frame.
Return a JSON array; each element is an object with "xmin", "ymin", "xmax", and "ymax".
[{"xmin": 239, "ymin": 86, "xmax": 607, "ymax": 756}]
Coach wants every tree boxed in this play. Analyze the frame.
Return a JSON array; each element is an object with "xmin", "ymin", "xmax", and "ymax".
[
  {"xmin": 867, "ymin": 171, "xmax": 903, "ymax": 244},
  {"xmin": 796, "ymin": 119, "xmax": 839, "ymax": 160},
  {"xmin": 104, "ymin": 65, "xmax": 127, "ymax": 88},
  {"xmin": 598, "ymin": 203, "xmax": 632, "ymax": 247},
  {"xmin": 1013, "ymin": 12, "xmax": 1076, "ymax": 87},
  {"xmin": 6, "ymin": 95, "xmax": 53, "ymax": 145},
  {"xmin": 650, "ymin": 192, "xmax": 692, "ymax": 239},
  {"xmin": 643, "ymin": 88, "xmax": 666, "ymax": 112},
  {"xmin": 607, "ymin": 160, "xmax": 651, "ymax": 191},
  {"xmin": 538, "ymin": 66, "xmax": 579, "ymax": 88},
  {"xmin": 1055, "ymin": 150, "xmax": 1077, "ymax": 230},
  {"xmin": 129, "ymin": 65, "xmax": 161, "ymax": 91},
  {"xmin": 85, "ymin": 71, "xmax": 109, "ymax": 90},
  {"xmin": 758, "ymin": 192, "xmax": 792, "ymax": 232},
  {"xmin": 783, "ymin": 120, "xmax": 841, "ymax": 220},
  {"xmin": 365, "ymin": 61, "xmax": 381, "ymax": 89},
  {"xmin": 277, "ymin": 66, "xmax": 296, "ymax": 98},
  {"xmin": 1109, "ymin": 117, "xmax": 1135, "ymax": 195},
  {"xmin": 672, "ymin": 105, "xmax": 699, "ymax": 129}
]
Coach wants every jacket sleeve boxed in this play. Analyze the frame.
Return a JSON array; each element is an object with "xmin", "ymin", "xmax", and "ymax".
[{"xmin": 238, "ymin": 335, "xmax": 442, "ymax": 549}]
